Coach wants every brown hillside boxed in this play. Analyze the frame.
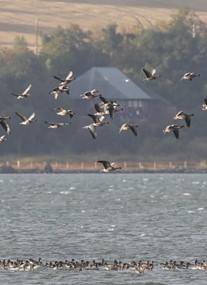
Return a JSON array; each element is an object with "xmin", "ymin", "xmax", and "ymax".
[{"xmin": 0, "ymin": 0, "xmax": 207, "ymax": 50}]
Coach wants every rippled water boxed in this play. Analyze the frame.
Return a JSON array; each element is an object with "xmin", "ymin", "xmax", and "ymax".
[{"xmin": 0, "ymin": 173, "xmax": 207, "ymax": 284}]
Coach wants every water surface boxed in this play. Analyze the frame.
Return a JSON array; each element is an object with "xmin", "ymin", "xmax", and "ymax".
[{"xmin": 0, "ymin": 173, "xmax": 206, "ymax": 284}]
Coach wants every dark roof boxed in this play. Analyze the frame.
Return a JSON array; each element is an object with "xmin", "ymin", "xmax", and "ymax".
[{"xmin": 69, "ymin": 67, "xmax": 168, "ymax": 103}]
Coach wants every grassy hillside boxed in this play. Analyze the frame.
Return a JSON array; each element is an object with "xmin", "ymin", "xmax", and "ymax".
[{"xmin": 0, "ymin": 0, "xmax": 207, "ymax": 50}]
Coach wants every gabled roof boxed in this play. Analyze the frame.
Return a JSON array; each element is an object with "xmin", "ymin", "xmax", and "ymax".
[{"xmin": 70, "ymin": 67, "xmax": 153, "ymax": 100}]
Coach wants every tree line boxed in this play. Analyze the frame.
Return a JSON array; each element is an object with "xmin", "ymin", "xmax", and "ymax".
[{"xmin": 0, "ymin": 8, "xmax": 207, "ymax": 161}]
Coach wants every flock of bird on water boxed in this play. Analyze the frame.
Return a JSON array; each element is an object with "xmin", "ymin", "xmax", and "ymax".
[
  {"xmin": 0, "ymin": 67, "xmax": 204, "ymax": 172},
  {"xmin": 0, "ymin": 257, "xmax": 207, "ymax": 273}
]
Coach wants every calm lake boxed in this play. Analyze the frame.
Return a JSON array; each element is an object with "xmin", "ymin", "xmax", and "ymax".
[{"xmin": 0, "ymin": 173, "xmax": 206, "ymax": 285}]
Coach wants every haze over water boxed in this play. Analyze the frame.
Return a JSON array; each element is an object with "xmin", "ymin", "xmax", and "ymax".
[{"xmin": 0, "ymin": 173, "xmax": 206, "ymax": 284}]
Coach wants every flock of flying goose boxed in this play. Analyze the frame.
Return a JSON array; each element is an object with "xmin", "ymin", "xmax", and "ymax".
[
  {"xmin": 1, "ymin": 257, "xmax": 207, "ymax": 273},
  {"xmin": 0, "ymin": 68, "xmax": 204, "ymax": 172}
]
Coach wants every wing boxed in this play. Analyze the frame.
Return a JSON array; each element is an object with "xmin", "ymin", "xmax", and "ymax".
[
  {"xmin": 53, "ymin": 75, "xmax": 63, "ymax": 82},
  {"xmin": 185, "ymin": 117, "xmax": 191, "ymax": 127},
  {"xmin": 204, "ymin": 98, "xmax": 207, "ymax": 105},
  {"xmin": 94, "ymin": 104, "xmax": 103, "ymax": 113},
  {"xmin": 88, "ymin": 124, "xmax": 97, "ymax": 139},
  {"xmin": 173, "ymin": 129, "xmax": 179, "ymax": 139},
  {"xmin": 15, "ymin": 112, "xmax": 26, "ymax": 121},
  {"xmin": 65, "ymin": 71, "xmax": 73, "ymax": 80},
  {"xmin": 151, "ymin": 69, "xmax": 157, "ymax": 76},
  {"xmin": 88, "ymin": 114, "xmax": 96, "ymax": 122},
  {"xmin": 0, "ymin": 121, "xmax": 10, "ymax": 134},
  {"xmin": 142, "ymin": 69, "xmax": 152, "ymax": 78},
  {"xmin": 28, "ymin": 112, "xmax": 35, "ymax": 121},
  {"xmin": 99, "ymin": 95, "xmax": 109, "ymax": 104},
  {"xmin": 130, "ymin": 126, "xmax": 138, "ymax": 136},
  {"xmin": 22, "ymin": 84, "xmax": 32, "ymax": 95},
  {"xmin": 97, "ymin": 160, "xmax": 110, "ymax": 169},
  {"xmin": 11, "ymin": 93, "xmax": 19, "ymax": 97}
]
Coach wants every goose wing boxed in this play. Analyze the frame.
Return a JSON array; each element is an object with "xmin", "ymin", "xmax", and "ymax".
[
  {"xmin": 151, "ymin": 68, "xmax": 157, "ymax": 76},
  {"xmin": 185, "ymin": 116, "xmax": 191, "ymax": 127},
  {"xmin": 22, "ymin": 84, "xmax": 32, "ymax": 95},
  {"xmin": 97, "ymin": 160, "xmax": 111, "ymax": 169},
  {"xmin": 94, "ymin": 104, "xmax": 103, "ymax": 113},
  {"xmin": 88, "ymin": 124, "xmax": 97, "ymax": 139},
  {"xmin": 99, "ymin": 95, "xmax": 109, "ymax": 104},
  {"xmin": 15, "ymin": 112, "xmax": 27, "ymax": 122},
  {"xmin": 130, "ymin": 125, "xmax": 138, "ymax": 136},
  {"xmin": 53, "ymin": 75, "xmax": 63, "ymax": 82},
  {"xmin": 142, "ymin": 69, "xmax": 152, "ymax": 78},
  {"xmin": 65, "ymin": 71, "xmax": 73, "ymax": 81},
  {"xmin": 173, "ymin": 129, "xmax": 179, "ymax": 139},
  {"xmin": 28, "ymin": 112, "xmax": 35, "ymax": 121},
  {"xmin": 0, "ymin": 121, "xmax": 10, "ymax": 134},
  {"xmin": 88, "ymin": 114, "xmax": 97, "ymax": 123}
]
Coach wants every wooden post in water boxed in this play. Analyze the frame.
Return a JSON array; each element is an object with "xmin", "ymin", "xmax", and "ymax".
[{"xmin": 94, "ymin": 161, "xmax": 97, "ymax": 169}]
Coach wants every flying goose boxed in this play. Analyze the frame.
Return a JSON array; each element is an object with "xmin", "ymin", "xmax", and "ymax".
[
  {"xmin": 54, "ymin": 107, "xmax": 75, "ymax": 118},
  {"xmin": 97, "ymin": 160, "xmax": 122, "ymax": 172},
  {"xmin": 99, "ymin": 96, "xmax": 122, "ymax": 118},
  {"xmin": 83, "ymin": 124, "xmax": 97, "ymax": 139},
  {"xmin": 15, "ymin": 112, "xmax": 36, "ymax": 125},
  {"xmin": 107, "ymin": 104, "xmax": 123, "ymax": 119},
  {"xmin": 49, "ymin": 84, "xmax": 70, "ymax": 100},
  {"xmin": 53, "ymin": 71, "xmax": 75, "ymax": 85},
  {"xmin": 44, "ymin": 121, "xmax": 70, "ymax": 128},
  {"xmin": 99, "ymin": 95, "xmax": 119, "ymax": 106},
  {"xmin": 163, "ymin": 124, "xmax": 184, "ymax": 139},
  {"xmin": 87, "ymin": 114, "xmax": 109, "ymax": 126},
  {"xmin": 180, "ymin": 72, "xmax": 200, "ymax": 81},
  {"xmin": 142, "ymin": 68, "xmax": 161, "ymax": 81},
  {"xmin": 11, "ymin": 84, "xmax": 32, "ymax": 99},
  {"xmin": 80, "ymin": 89, "xmax": 101, "ymax": 99},
  {"xmin": 119, "ymin": 123, "xmax": 138, "ymax": 136},
  {"xmin": 202, "ymin": 98, "xmax": 207, "ymax": 110},
  {"xmin": 173, "ymin": 111, "xmax": 194, "ymax": 127},
  {"xmin": 0, "ymin": 116, "xmax": 11, "ymax": 134}
]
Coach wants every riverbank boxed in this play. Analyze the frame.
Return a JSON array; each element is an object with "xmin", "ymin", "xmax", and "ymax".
[{"xmin": 0, "ymin": 160, "xmax": 207, "ymax": 174}]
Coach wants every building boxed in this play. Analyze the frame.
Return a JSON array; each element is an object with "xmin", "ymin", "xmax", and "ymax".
[{"xmin": 69, "ymin": 67, "xmax": 175, "ymax": 122}]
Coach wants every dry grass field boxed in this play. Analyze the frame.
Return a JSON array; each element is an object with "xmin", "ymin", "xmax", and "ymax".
[{"xmin": 1, "ymin": 0, "xmax": 207, "ymax": 50}]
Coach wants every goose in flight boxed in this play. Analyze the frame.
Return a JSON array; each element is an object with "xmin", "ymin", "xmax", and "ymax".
[
  {"xmin": 49, "ymin": 83, "xmax": 70, "ymax": 100},
  {"xmin": 44, "ymin": 121, "xmax": 70, "ymax": 128},
  {"xmin": 88, "ymin": 114, "xmax": 109, "ymax": 126},
  {"xmin": 11, "ymin": 84, "xmax": 32, "ymax": 99},
  {"xmin": 142, "ymin": 68, "xmax": 160, "ymax": 81},
  {"xmin": 82, "ymin": 124, "xmax": 97, "ymax": 139},
  {"xmin": 15, "ymin": 112, "xmax": 36, "ymax": 125},
  {"xmin": 174, "ymin": 111, "xmax": 194, "ymax": 127},
  {"xmin": 180, "ymin": 72, "xmax": 200, "ymax": 81},
  {"xmin": 97, "ymin": 160, "xmax": 122, "ymax": 172},
  {"xmin": 53, "ymin": 71, "xmax": 75, "ymax": 85},
  {"xmin": 54, "ymin": 107, "xmax": 75, "ymax": 118},
  {"xmin": 119, "ymin": 123, "xmax": 138, "ymax": 136},
  {"xmin": 0, "ymin": 116, "xmax": 11, "ymax": 134},
  {"xmin": 99, "ymin": 96, "xmax": 122, "ymax": 118},
  {"xmin": 202, "ymin": 98, "xmax": 207, "ymax": 110},
  {"xmin": 94, "ymin": 103, "xmax": 109, "ymax": 116},
  {"xmin": 163, "ymin": 124, "xmax": 184, "ymax": 139},
  {"xmin": 80, "ymin": 89, "xmax": 101, "ymax": 99}
]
